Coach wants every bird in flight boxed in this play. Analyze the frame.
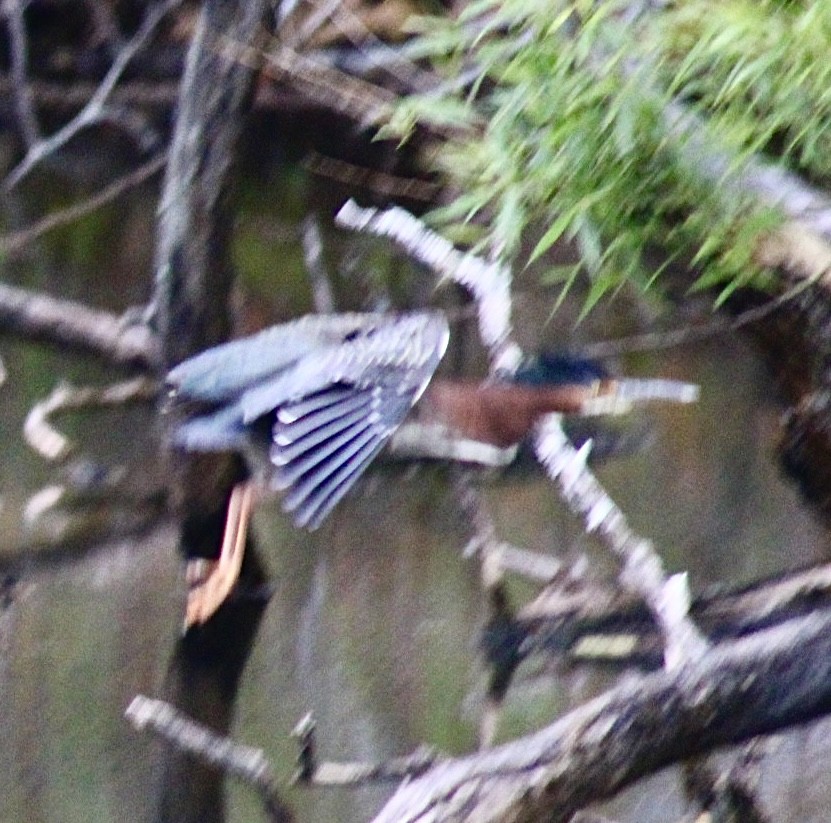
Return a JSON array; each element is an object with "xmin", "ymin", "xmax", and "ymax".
[{"xmin": 167, "ymin": 310, "xmax": 698, "ymax": 625}]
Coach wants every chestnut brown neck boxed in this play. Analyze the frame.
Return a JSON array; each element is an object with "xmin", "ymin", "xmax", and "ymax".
[{"xmin": 416, "ymin": 378, "xmax": 610, "ymax": 448}]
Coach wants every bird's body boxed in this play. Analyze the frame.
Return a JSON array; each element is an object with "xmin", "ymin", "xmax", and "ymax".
[
  {"xmin": 168, "ymin": 310, "xmax": 698, "ymax": 530},
  {"xmin": 168, "ymin": 311, "xmax": 449, "ymax": 529},
  {"xmin": 168, "ymin": 310, "xmax": 698, "ymax": 625}
]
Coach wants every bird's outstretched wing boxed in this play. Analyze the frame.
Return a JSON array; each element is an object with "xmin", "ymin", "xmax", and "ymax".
[
  {"xmin": 264, "ymin": 312, "xmax": 449, "ymax": 528},
  {"xmin": 166, "ymin": 313, "xmax": 382, "ymax": 403},
  {"xmin": 168, "ymin": 311, "xmax": 449, "ymax": 529}
]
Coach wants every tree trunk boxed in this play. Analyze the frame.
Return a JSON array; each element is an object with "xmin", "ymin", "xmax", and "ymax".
[{"xmin": 149, "ymin": 2, "xmax": 275, "ymax": 822}]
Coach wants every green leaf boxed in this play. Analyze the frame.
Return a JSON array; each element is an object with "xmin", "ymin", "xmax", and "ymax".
[{"xmin": 529, "ymin": 209, "xmax": 578, "ymax": 264}]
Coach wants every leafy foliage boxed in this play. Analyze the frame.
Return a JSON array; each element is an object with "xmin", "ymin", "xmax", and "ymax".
[
  {"xmin": 655, "ymin": 0, "xmax": 831, "ymax": 179},
  {"xmin": 390, "ymin": 0, "xmax": 828, "ymax": 313}
]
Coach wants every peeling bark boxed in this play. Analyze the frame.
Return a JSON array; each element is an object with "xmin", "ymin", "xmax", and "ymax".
[{"xmin": 374, "ymin": 608, "xmax": 831, "ymax": 823}]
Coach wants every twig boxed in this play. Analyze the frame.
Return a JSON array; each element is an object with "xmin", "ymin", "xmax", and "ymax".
[
  {"xmin": 24, "ymin": 377, "xmax": 157, "ymax": 462},
  {"xmin": 3, "ymin": 0, "xmax": 40, "ymax": 147},
  {"xmin": 0, "ymin": 74, "xmax": 182, "ymax": 111},
  {"xmin": 291, "ymin": 713, "xmax": 438, "ymax": 786},
  {"xmin": 534, "ymin": 416, "xmax": 708, "ymax": 670},
  {"xmin": 0, "ymin": 152, "xmax": 167, "ymax": 256},
  {"xmin": 576, "ymin": 293, "xmax": 801, "ymax": 360},
  {"xmin": 336, "ymin": 200, "xmax": 520, "ymax": 371},
  {"xmin": 303, "ymin": 151, "xmax": 440, "ymax": 203},
  {"xmin": 300, "ymin": 214, "xmax": 335, "ymax": 313},
  {"xmin": 387, "ymin": 421, "xmax": 517, "ymax": 467},
  {"xmin": 125, "ymin": 695, "xmax": 293, "ymax": 823},
  {"xmin": 0, "ymin": 281, "xmax": 159, "ymax": 367},
  {"xmin": 3, "ymin": 0, "xmax": 181, "ymax": 191},
  {"xmin": 452, "ymin": 472, "xmax": 564, "ymax": 584}
]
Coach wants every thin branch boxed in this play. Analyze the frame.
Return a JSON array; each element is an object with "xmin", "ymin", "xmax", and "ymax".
[
  {"xmin": 336, "ymin": 199, "xmax": 520, "ymax": 371},
  {"xmin": 0, "ymin": 281, "xmax": 159, "ymax": 367},
  {"xmin": 3, "ymin": 0, "xmax": 181, "ymax": 191},
  {"xmin": 304, "ymin": 151, "xmax": 440, "ymax": 202},
  {"xmin": 125, "ymin": 695, "xmax": 293, "ymax": 823},
  {"xmin": 23, "ymin": 376, "xmax": 156, "ymax": 461},
  {"xmin": 456, "ymin": 490, "xmax": 566, "ymax": 586},
  {"xmin": 534, "ymin": 416, "xmax": 709, "ymax": 670},
  {"xmin": 452, "ymin": 472, "xmax": 564, "ymax": 584},
  {"xmin": 291, "ymin": 713, "xmax": 437, "ymax": 786},
  {"xmin": 3, "ymin": 0, "xmax": 40, "ymax": 147},
  {"xmin": 0, "ymin": 74, "xmax": 182, "ymax": 111},
  {"xmin": 0, "ymin": 151, "xmax": 167, "ymax": 256},
  {"xmin": 575, "ymin": 292, "xmax": 806, "ymax": 359},
  {"xmin": 281, "ymin": 0, "xmax": 343, "ymax": 48},
  {"xmin": 300, "ymin": 214, "xmax": 335, "ymax": 314}
]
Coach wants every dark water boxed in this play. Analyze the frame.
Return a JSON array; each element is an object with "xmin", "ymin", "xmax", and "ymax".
[{"xmin": 1, "ymin": 169, "xmax": 830, "ymax": 822}]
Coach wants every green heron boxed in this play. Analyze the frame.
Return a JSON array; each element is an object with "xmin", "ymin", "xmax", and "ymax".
[{"xmin": 167, "ymin": 310, "xmax": 697, "ymax": 623}]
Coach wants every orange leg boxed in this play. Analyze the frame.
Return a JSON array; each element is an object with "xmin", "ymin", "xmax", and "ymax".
[{"xmin": 184, "ymin": 481, "xmax": 258, "ymax": 628}]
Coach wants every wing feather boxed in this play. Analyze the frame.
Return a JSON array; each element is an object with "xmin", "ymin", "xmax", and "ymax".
[
  {"xmin": 168, "ymin": 310, "xmax": 450, "ymax": 530},
  {"xmin": 285, "ymin": 432, "xmax": 386, "ymax": 529},
  {"xmin": 273, "ymin": 389, "xmax": 374, "ymax": 445},
  {"xmin": 271, "ymin": 417, "xmax": 374, "ymax": 488},
  {"xmin": 167, "ymin": 313, "xmax": 379, "ymax": 403}
]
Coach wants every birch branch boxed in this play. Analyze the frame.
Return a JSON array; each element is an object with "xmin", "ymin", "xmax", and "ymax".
[
  {"xmin": 125, "ymin": 696, "xmax": 292, "ymax": 823},
  {"xmin": 534, "ymin": 416, "xmax": 709, "ymax": 669},
  {"xmin": 336, "ymin": 199, "xmax": 520, "ymax": 372}
]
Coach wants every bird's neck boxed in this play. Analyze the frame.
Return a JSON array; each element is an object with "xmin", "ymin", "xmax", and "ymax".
[{"xmin": 417, "ymin": 378, "xmax": 613, "ymax": 448}]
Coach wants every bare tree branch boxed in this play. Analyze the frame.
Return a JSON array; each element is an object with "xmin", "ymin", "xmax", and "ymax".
[
  {"xmin": 303, "ymin": 151, "xmax": 440, "ymax": 202},
  {"xmin": 373, "ymin": 607, "xmax": 831, "ymax": 823},
  {"xmin": 534, "ymin": 417, "xmax": 709, "ymax": 670},
  {"xmin": 126, "ymin": 695, "xmax": 293, "ymax": 823},
  {"xmin": 0, "ymin": 281, "xmax": 159, "ymax": 367},
  {"xmin": 336, "ymin": 199, "xmax": 520, "ymax": 371},
  {"xmin": 0, "ymin": 152, "xmax": 166, "ymax": 256},
  {"xmin": 3, "ymin": 0, "xmax": 40, "ymax": 147},
  {"xmin": 3, "ymin": 0, "xmax": 181, "ymax": 191}
]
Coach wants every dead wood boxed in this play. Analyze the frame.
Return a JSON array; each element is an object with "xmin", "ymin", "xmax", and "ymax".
[
  {"xmin": 0, "ymin": 280, "xmax": 158, "ymax": 367},
  {"xmin": 147, "ymin": 3, "xmax": 276, "ymax": 823},
  {"xmin": 484, "ymin": 560, "xmax": 831, "ymax": 694},
  {"xmin": 374, "ymin": 606, "xmax": 831, "ymax": 823}
]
